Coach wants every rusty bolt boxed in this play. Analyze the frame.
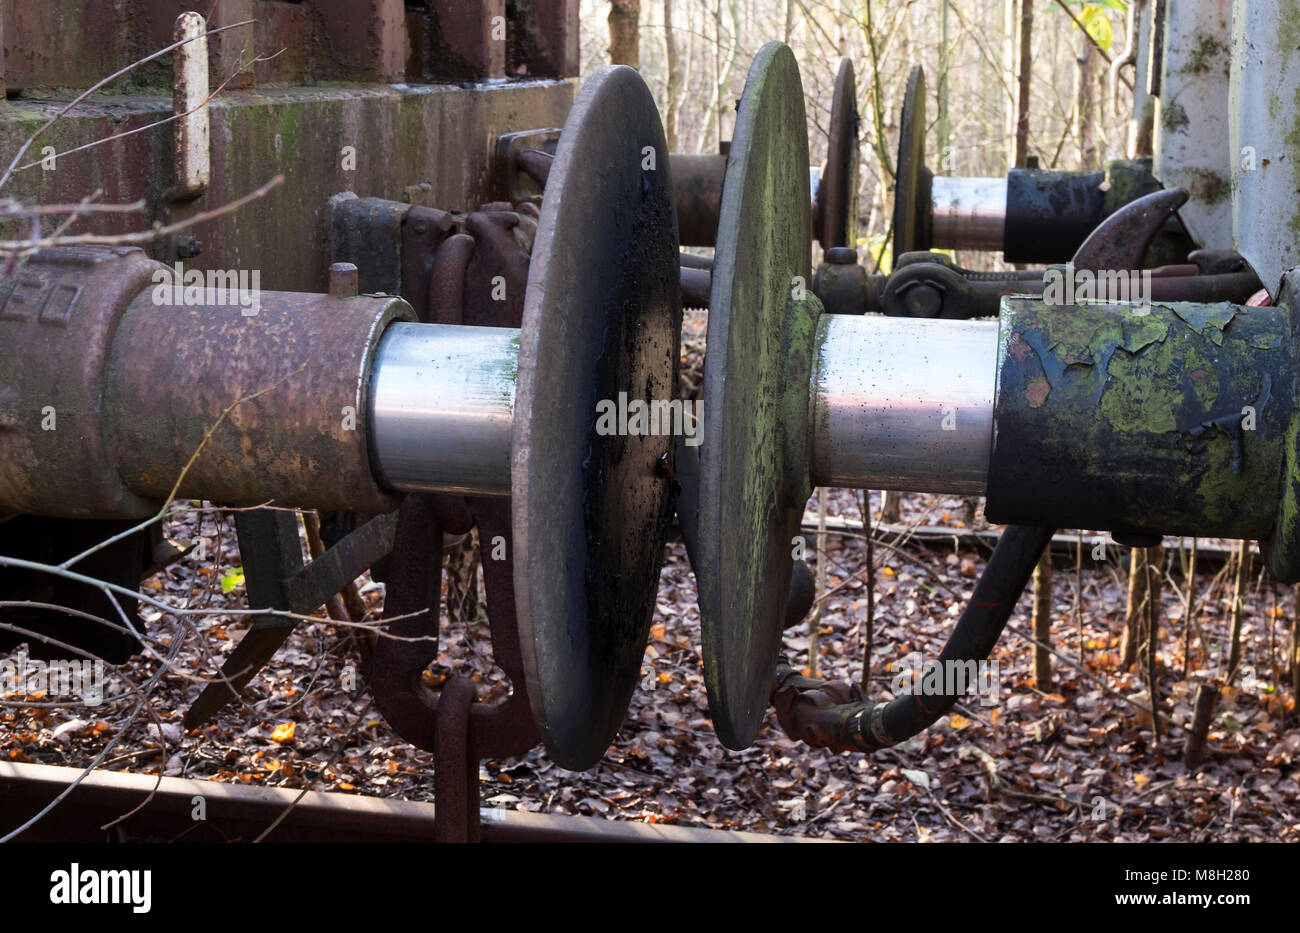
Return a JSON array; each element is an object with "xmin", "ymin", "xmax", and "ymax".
[
  {"xmin": 329, "ymin": 262, "xmax": 359, "ymax": 299},
  {"xmin": 901, "ymin": 282, "xmax": 942, "ymax": 318}
]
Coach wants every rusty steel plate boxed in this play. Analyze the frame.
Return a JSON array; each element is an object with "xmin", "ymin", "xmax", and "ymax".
[
  {"xmin": 892, "ymin": 65, "xmax": 931, "ymax": 261},
  {"xmin": 513, "ymin": 66, "xmax": 681, "ymax": 770},
  {"xmin": 699, "ymin": 41, "xmax": 816, "ymax": 749},
  {"xmin": 816, "ymin": 58, "xmax": 860, "ymax": 251}
]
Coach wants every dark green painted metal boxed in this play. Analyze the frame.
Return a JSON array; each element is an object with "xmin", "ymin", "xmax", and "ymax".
[
  {"xmin": 699, "ymin": 41, "xmax": 816, "ymax": 750},
  {"xmin": 986, "ymin": 297, "xmax": 1292, "ymax": 541},
  {"xmin": 1263, "ymin": 270, "xmax": 1300, "ymax": 582},
  {"xmin": 513, "ymin": 65, "xmax": 681, "ymax": 771},
  {"xmin": 1003, "ymin": 168, "xmax": 1105, "ymax": 263}
]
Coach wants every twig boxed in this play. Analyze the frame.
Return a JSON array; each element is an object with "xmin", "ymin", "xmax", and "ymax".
[
  {"xmin": 0, "ymin": 624, "xmax": 176, "ymax": 841},
  {"xmin": 968, "ymin": 744, "xmax": 1073, "ymax": 810},
  {"xmin": 1051, "ymin": 0, "xmax": 1134, "ymax": 91},
  {"xmin": 0, "ymin": 174, "xmax": 284, "ymax": 257},
  {"xmin": 921, "ymin": 785, "xmax": 987, "ymax": 842},
  {"xmin": 0, "ymin": 556, "xmax": 430, "ymax": 639}
]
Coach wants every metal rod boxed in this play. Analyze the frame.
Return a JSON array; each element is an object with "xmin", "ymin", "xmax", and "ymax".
[
  {"xmin": 369, "ymin": 322, "xmax": 518, "ymax": 496},
  {"xmin": 809, "ymin": 314, "xmax": 997, "ymax": 493},
  {"xmin": 0, "ymin": 761, "xmax": 813, "ymax": 843},
  {"xmin": 671, "ymin": 153, "xmax": 727, "ymax": 247},
  {"xmin": 929, "ymin": 176, "xmax": 1007, "ymax": 251}
]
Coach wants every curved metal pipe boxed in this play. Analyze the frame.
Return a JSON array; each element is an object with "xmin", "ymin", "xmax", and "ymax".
[{"xmin": 772, "ymin": 524, "xmax": 1054, "ymax": 751}]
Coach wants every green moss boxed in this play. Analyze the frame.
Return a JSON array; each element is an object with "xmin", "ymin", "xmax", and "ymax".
[
  {"xmin": 1161, "ymin": 101, "xmax": 1190, "ymax": 133},
  {"xmin": 1172, "ymin": 301, "xmax": 1236, "ymax": 345},
  {"xmin": 1100, "ymin": 339, "xmax": 1179, "ymax": 434},
  {"xmin": 1182, "ymin": 34, "xmax": 1227, "ymax": 78},
  {"xmin": 1183, "ymin": 166, "xmax": 1231, "ymax": 207}
]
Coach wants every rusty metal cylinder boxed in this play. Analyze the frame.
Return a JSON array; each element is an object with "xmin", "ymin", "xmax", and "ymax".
[
  {"xmin": 103, "ymin": 285, "xmax": 412, "ymax": 514},
  {"xmin": 0, "ymin": 247, "xmax": 164, "ymax": 519},
  {"xmin": 671, "ymin": 154, "xmax": 726, "ymax": 247}
]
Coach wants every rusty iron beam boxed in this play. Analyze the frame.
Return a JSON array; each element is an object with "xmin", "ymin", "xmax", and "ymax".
[{"xmin": 0, "ymin": 761, "xmax": 823, "ymax": 843}]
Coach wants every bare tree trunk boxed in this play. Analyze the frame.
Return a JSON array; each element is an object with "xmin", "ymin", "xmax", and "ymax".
[
  {"xmin": 937, "ymin": 0, "xmax": 951, "ymax": 162},
  {"xmin": 810, "ymin": 487, "xmax": 828, "ymax": 678},
  {"xmin": 1122, "ymin": 545, "xmax": 1163, "ymax": 668},
  {"xmin": 1227, "ymin": 539, "xmax": 1251, "ymax": 680},
  {"xmin": 1032, "ymin": 548, "xmax": 1052, "ymax": 689},
  {"xmin": 861, "ymin": 490, "xmax": 875, "ymax": 691},
  {"xmin": 663, "ymin": 0, "xmax": 680, "ymax": 150},
  {"xmin": 1075, "ymin": 27, "xmax": 1097, "ymax": 164},
  {"xmin": 880, "ymin": 489, "xmax": 901, "ymax": 524},
  {"xmin": 1003, "ymin": 0, "xmax": 1018, "ymax": 168},
  {"xmin": 1076, "ymin": 530, "xmax": 1084, "ymax": 666},
  {"xmin": 1121, "ymin": 547, "xmax": 1147, "ymax": 667},
  {"xmin": 608, "ymin": 0, "xmax": 641, "ymax": 68},
  {"xmin": 1183, "ymin": 682, "xmax": 1216, "ymax": 767},
  {"xmin": 1182, "ymin": 538, "xmax": 1198, "ymax": 678},
  {"xmin": 1014, "ymin": 0, "xmax": 1034, "ymax": 167},
  {"xmin": 1143, "ymin": 551, "xmax": 1161, "ymax": 745},
  {"xmin": 1291, "ymin": 584, "xmax": 1300, "ymax": 713},
  {"xmin": 860, "ymin": 0, "xmax": 896, "ymax": 182},
  {"xmin": 445, "ymin": 529, "xmax": 481, "ymax": 625},
  {"xmin": 694, "ymin": 0, "xmax": 740, "ymax": 153}
]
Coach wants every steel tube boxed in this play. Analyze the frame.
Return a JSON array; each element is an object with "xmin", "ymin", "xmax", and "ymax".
[
  {"xmin": 929, "ymin": 176, "xmax": 1007, "ymax": 251},
  {"xmin": 369, "ymin": 322, "xmax": 518, "ymax": 496},
  {"xmin": 671, "ymin": 153, "xmax": 727, "ymax": 246},
  {"xmin": 810, "ymin": 314, "xmax": 997, "ymax": 493},
  {"xmin": 104, "ymin": 288, "xmax": 410, "ymax": 515}
]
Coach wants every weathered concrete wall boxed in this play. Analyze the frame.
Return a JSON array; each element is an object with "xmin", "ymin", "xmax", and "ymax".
[{"xmin": 0, "ymin": 79, "xmax": 575, "ymax": 292}]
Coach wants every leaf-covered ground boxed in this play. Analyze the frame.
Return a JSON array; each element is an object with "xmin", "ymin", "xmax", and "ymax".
[{"xmin": 4, "ymin": 481, "xmax": 1298, "ymax": 842}]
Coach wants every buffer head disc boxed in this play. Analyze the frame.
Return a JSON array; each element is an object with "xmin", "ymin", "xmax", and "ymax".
[
  {"xmin": 699, "ymin": 41, "xmax": 812, "ymax": 749},
  {"xmin": 892, "ymin": 64, "xmax": 931, "ymax": 260},
  {"xmin": 513, "ymin": 66, "xmax": 681, "ymax": 770},
  {"xmin": 817, "ymin": 57, "xmax": 860, "ymax": 251}
]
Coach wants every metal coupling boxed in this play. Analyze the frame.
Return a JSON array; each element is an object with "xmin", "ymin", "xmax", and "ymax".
[{"xmin": 771, "ymin": 663, "xmax": 895, "ymax": 753}]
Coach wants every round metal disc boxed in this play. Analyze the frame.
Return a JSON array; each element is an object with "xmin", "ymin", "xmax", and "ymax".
[
  {"xmin": 816, "ymin": 57, "xmax": 860, "ymax": 251},
  {"xmin": 699, "ymin": 41, "xmax": 811, "ymax": 749},
  {"xmin": 891, "ymin": 64, "xmax": 932, "ymax": 261},
  {"xmin": 513, "ymin": 66, "xmax": 681, "ymax": 770}
]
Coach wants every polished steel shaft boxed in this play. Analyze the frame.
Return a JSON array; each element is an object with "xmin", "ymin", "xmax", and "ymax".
[
  {"xmin": 370, "ymin": 313, "xmax": 998, "ymax": 501},
  {"xmin": 930, "ymin": 176, "xmax": 1007, "ymax": 252},
  {"xmin": 369, "ymin": 322, "xmax": 518, "ymax": 496},
  {"xmin": 810, "ymin": 314, "xmax": 997, "ymax": 494}
]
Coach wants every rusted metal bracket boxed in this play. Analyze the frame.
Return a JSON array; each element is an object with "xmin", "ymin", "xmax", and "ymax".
[
  {"xmin": 183, "ymin": 510, "xmax": 399, "ymax": 730},
  {"xmin": 328, "ymin": 197, "xmax": 540, "ymax": 835},
  {"xmin": 495, "ymin": 129, "xmax": 562, "ymax": 206},
  {"xmin": 168, "ymin": 11, "xmax": 210, "ymax": 202}
]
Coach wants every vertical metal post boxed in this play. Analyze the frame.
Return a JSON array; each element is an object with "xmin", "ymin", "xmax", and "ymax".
[{"xmin": 171, "ymin": 12, "xmax": 210, "ymax": 201}]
